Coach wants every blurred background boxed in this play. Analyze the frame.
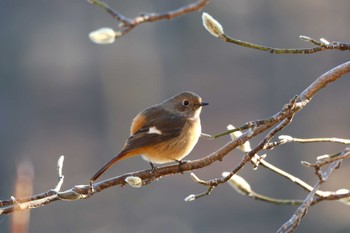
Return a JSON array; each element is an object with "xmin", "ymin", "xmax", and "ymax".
[{"xmin": 1, "ymin": 0, "xmax": 349, "ymax": 232}]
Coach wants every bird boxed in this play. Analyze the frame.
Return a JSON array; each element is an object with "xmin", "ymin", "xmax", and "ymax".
[{"xmin": 90, "ymin": 91, "xmax": 208, "ymax": 183}]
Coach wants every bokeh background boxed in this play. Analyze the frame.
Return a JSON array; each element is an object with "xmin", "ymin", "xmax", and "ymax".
[{"xmin": 1, "ymin": 0, "xmax": 349, "ymax": 232}]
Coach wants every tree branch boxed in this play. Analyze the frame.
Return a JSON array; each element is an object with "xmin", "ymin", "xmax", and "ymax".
[
  {"xmin": 220, "ymin": 34, "xmax": 350, "ymax": 54},
  {"xmin": 218, "ymin": 129, "xmax": 349, "ymax": 206},
  {"xmin": 88, "ymin": 0, "xmax": 209, "ymax": 41},
  {"xmin": 202, "ymin": 12, "xmax": 350, "ymax": 54},
  {"xmin": 1, "ymin": 61, "xmax": 349, "ymax": 215},
  {"xmin": 276, "ymin": 160, "xmax": 341, "ymax": 233}
]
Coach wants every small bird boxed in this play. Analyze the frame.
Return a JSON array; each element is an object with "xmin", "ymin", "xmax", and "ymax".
[{"xmin": 90, "ymin": 91, "xmax": 208, "ymax": 183}]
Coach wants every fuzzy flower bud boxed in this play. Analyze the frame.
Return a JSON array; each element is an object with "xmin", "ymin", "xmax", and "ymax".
[
  {"xmin": 184, "ymin": 194, "xmax": 196, "ymax": 202},
  {"xmin": 125, "ymin": 176, "xmax": 143, "ymax": 188},
  {"xmin": 222, "ymin": 172, "xmax": 252, "ymax": 195},
  {"xmin": 336, "ymin": 189, "xmax": 350, "ymax": 205},
  {"xmin": 320, "ymin": 38, "xmax": 330, "ymax": 45},
  {"xmin": 299, "ymin": 35, "xmax": 311, "ymax": 41},
  {"xmin": 202, "ymin": 12, "xmax": 224, "ymax": 38},
  {"xmin": 227, "ymin": 125, "xmax": 251, "ymax": 152},
  {"xmin": 89, "ymin": 27, "xmax": 117, "ymax": 44}
]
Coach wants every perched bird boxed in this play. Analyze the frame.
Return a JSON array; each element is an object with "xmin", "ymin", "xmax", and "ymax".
[{"xmin": 90, "ymin": 91, "xmax": 208, "ymax": 183}]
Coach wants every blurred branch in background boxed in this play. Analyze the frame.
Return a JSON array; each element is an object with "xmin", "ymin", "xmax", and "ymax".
[
  {"xmin": 10, "ymin": 160, "xmax": 34, "ymax": 233},
  {"xmin": 202, "ymin": 12, "xmax": 350, "ymax": 54},
  {"xmin": 88, "ymin": 0, "xmax": 209, "ymax": 43}
]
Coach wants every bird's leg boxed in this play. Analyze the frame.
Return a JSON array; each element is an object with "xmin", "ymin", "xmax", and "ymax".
[
  {"xmin": 149, "ymin": 162, "xmax": 156, "ymax": 173},
  {"xmin": 175, "ymin": 159, "xmax": 189, "ymax": 174}
]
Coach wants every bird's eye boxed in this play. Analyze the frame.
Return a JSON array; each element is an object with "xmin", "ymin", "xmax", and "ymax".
[{"xmin": 182, "ymin": 100, "xmax": 190, "ymax": 106}]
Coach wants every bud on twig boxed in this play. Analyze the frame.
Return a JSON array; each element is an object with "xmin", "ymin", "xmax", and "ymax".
[
  {"xmin": 125, "ymin": 176, "xmax": 143, "ymax": 188},
  {"xmin": 227, "ymin": 125, "xmax": 252, "ymax": 152},
  {"xmin": 89, "ymin": 27, "xmax": 118, "ymax": 44},
  {"xmin": 202, "ymin": 12, "xmax": 224, "ymax": 38},
  {"xmin": 222, "ymin": 172, "xmax": 252, "ymax": 195},
  {"xmin": 184, "ymin": 194, "xmax": 196, "ymax": 202},
  {"xmin": 316, "ymin": 154, "xmax": 330, "ymax": 161},
  {"xmin": 299, "ymin": 35, "xmax": 311, "ymax": 42},
  {"xmin": 320, "ymin": 38, "xmax": 330, "ymax": 46},
  {"xmin": 336, "ymin": 189, "xmax": 350, "ymax": 205}
]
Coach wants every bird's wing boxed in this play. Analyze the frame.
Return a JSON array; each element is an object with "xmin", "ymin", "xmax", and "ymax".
[{"xmin": 123, "ymin": 108, "xmax": 186, "ymax": 152}]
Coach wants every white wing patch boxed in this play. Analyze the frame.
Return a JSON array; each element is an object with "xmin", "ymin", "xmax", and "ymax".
[{"xmin": 148, "ymin": 126, "xmax": 162, "ymax": 135}]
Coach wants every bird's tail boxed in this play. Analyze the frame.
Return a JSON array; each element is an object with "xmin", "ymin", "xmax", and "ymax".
[{"xmin": 90, "ymin": 151, "xmax": 128, "ymax": 182}]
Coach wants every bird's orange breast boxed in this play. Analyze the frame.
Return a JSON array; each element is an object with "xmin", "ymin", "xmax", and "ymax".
[{"xmin": 141, "ymin": 118, "xmax": 201, "ymax": 164}]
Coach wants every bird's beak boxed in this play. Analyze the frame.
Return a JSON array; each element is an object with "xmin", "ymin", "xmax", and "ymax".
[{"xmin": 200, "ymin": 102, "xmax": 209, "ymax": 106}]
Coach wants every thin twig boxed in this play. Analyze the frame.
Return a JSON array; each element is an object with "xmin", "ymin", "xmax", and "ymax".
[
  {"xmin": 190, "ymin": 115, "xmax": 294, "ymax": 200},
  {"xmin": 304, "ymin": 147, "xmax": 350, "ymax": 179},
  {"xmin": 223, "ymin": 117, "xmax": 294, "ymax": 183},
  {"xmin": 89, "ymin": 0, "xmax": 209, "ymax": 38},
  {"xmin": 244, "ymin": 190, "xmax": 304, "ymax": 206},
  {"xmin": 258, "ymin": 160, "xmax": 327, "ymax": 196},
  {"xmin": 228, "ymin": 128, "xmax": 331, "ymax": 198},
  {"xmin": 202, "ymin": 13, "xmax": 350, "ymax": 54},
  {"xmin": 288, "ymin": 137, "xmax": 350, "ymax": 144},
  {"xmin": 222, "ymin": 169, "xmax": 350, "ymax": 207},
  {"xmin": 265, "ymin": 135, "xmax": 350, "ymax": 149},
  {"xmin": 53, "ymin": 155, "xmax": 65, "ymax": 192},
  {"xmin": 209, "ymin": 118, "xmax": 276, "ymax": 139},
  {"xmin": 220, "ymin": 34, "xmax": 350, "ymax": 54}
]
